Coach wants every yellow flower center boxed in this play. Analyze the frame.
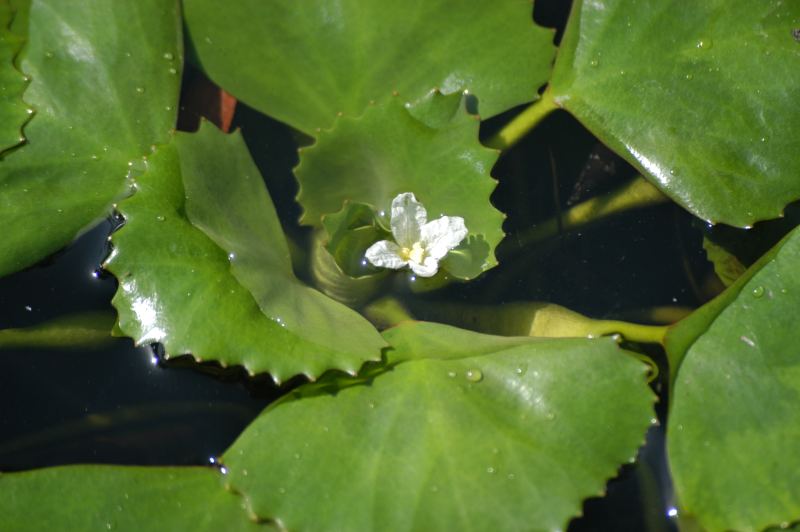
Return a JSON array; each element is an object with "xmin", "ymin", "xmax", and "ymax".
[{"xmin": 400, "ymin": 242, "xmax": 426, "ymax": 264}]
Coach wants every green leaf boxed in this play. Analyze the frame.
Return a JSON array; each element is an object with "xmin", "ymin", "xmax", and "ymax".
[
  {"xmin": 183, "ymin": 0, "xmax": 555, "ymax": 134},
  {"xmin": 666, "ymin": 225, "xmax": 800, "ymax": 531},
  {"xmin": 0, "ymin": 465, "xmax": 266, "ymax": 531},
  {"xmin": 0, "ymin": 0, "xmax": 182, "ymax": 276},
  {"xmin": 296, "ymin": 92, "xmax": 504, "ymax": 277},
  {"xmin": 0, "ymin": 0, "xmax": 30, "ymax": 154},
  {"xmin": 106, "ymin": 123, "xmax": 386, "ymax": 383},
  {"xmin": 549, "ymin": 0, "xmax": 800, "ymax": 227},
  {"xmin": 222, "ymin": 322, "xmax": 655, "ymax": 531},
  {"xmin": 321, "ymin": 201, "xmax": 389, "ymax": 278}
]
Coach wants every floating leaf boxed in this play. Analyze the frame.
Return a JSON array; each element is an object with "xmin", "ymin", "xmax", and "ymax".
[
  {"xmin": 0, "ymin": 0, "xmax": 182, "ymax": 276},
  {"xmin": 549, "ymin": 0, "xmax": 800, "ymax": 227},
  {"xmin": 106, "ymin": 123, "xmax": 385, "ymax": 383},
  {"xmin": 183, "ymin": 0, "xmax": 555, "ymax": 134},
  {"xmin": 0, "ymin": 0, "xmax": 30, "ymax": 154},
  {"xmin": 296, "ymin": 92, "xmax": 503, "ymax": 278},
  {"xmin": 666, "ymin": 225, "xmax": 800, "ymax": 531},
  {"xmin": 0, "ymin": 465, "xmax": 265, "ymax": 531},
  {"xmin": 222, "ymin": 322, "xmax": 655, "ymax": 531}
]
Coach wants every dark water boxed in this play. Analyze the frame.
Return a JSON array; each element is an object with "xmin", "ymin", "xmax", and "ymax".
[{"xmin": 0, "ymin": 0, "xmax": 721, "ymax": 529}]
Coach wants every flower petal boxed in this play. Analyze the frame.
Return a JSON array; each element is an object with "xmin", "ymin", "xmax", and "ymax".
[
  {"xmin": 409, "ymin": 256, "xmax": 439, "ymax": 277},
  {"xmin": 390, "ymin": 192, "xmax": 426, "ymax": 248},
  {"xmin": 365, "ymin": 240, "xmax": 407, "ymax": 270},
  {"xmin": 420, "ymin": 216, "xmax": 468, "ymax": 260}
]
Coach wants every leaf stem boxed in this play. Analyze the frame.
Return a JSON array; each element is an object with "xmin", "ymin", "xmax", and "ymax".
[
  {"xmin": 512, "ymin": 175, "xmax": 669, "ymax": 249},
  {"xmin": 394, "ymin": 298, "xmax": 670, "ymax": 345},
  {"xmin": 486, "ymin": 88, "xmax": 559, "ymax": 151}
]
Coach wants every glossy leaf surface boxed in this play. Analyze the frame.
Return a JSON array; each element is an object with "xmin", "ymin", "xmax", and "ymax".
[
  {"xmin": 0, "ymin": 0, "xmax": 182, "ymax": 276},
  {"xmin": 0, "ymin": 0, "xmax": 30, "ymax": 153},
  {"xmin": 296, "ymin": 92, "xmax": 503, "ymax": 276},
  {"xmin": 667, "ymin": 225, "xmax": 800, "ymax": 531},
  {"xmin": 183, "ymin": 0, "xmax": 555, "ymax": 134},
  {"xmin": 223, "ymin": 322, "xmax": 655, "ymax": 531},
  {"xmin": 0, "ymin": 465, "xmax": 265, "ymax": 531},
  {"xmin": 550, "ymin": 0, "xmax": 800, "ymax": 226},
  {"xmin": 107, "ymin": 123, "xmax": 385, "ymax": 383}
]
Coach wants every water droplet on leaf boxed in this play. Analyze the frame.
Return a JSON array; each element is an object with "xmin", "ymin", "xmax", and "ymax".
[{"xmin": 465, "ymin": 369, "xmax": 483, "ymax": 382}]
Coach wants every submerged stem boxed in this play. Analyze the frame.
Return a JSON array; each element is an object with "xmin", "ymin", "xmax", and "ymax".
[
  {"xmin": 376, "ymin": 298, "xmax": 670, "ymax": 346},
  {"xmin": 514, "ymin": 175, "xmax": 669, "ymax": 248},
  {"xmin": 486, "ymin": 88, "xmax": 559, "ymax": 151}
]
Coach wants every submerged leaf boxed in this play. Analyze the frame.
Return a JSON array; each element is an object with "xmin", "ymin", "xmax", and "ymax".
[
  {"xmin": 106, "ymin": 123, "xmax": 385, "ymax": 383},
  {"xmin": 666, "ymin": 225, "xmax": 800, "ymax": 531},
  {"xmin": 0, "ymin": 0, "xmax": 183, "ymax": 276},
  {"xmin": 549, "ymin": 0, "xmax": 800, "ymax": 227},
  {"xmin": 296, "ymin": 92, "xmax": 503, "ymax": 278},
  {"xmin": 222, "ymin": 322, "xmax": 655, "ymax": 531},
  {"xmin": 183, "ymin": 0, "xmax": 555, "ymax": 134}
]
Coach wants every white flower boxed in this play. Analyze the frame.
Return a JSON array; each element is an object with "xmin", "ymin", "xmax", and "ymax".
[{"xmin": 365, "ymin": 192, "xmax": 467, "ymax": 277}]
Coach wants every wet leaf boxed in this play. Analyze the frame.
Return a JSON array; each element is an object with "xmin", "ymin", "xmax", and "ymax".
[
  {"xmin": 0, "ymin": 0, "xmax": 182, "ymax": 276},
  {"xmin": 106, "ymin": 122, "xmax": 385, "ymax": 383},
  {"xmin": 296, "ymin": 92, "xmax": 503, "ymax": 278},
  {"xmin": 222, "ymin": 322, "xmax": 655, "ymax": 531},
  {"xmin": 183, "ymin": 0, "xmax": 555, "ymax": 134},
  {"xmin": 0, "ymin": 465, "xmax": 266, "ymax": 531},
  {"xmin": 666, "ymin": 225, "xmax": 800, "ymax": 531},
  {"xmin": 549, "ymin": 0, "xmax": 800, "ymax": 226}
]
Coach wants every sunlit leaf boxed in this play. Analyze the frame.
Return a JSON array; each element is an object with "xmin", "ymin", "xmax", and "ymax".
[
  {"xmin": 0, "ymin": 465, "xmax": 266, "ymax": 531},
  {"xmin": 666, "ymin": 225, "xmax": 800, "ymax": 531},
  {"xmin": 222, "ymin": 322, "xmax": 655, "ymax": 531},
  {"xmin": 549, "ymin": 0, "xmax": 800, "ymax": 227},
  {"xmin": 183, "ymin": 0, "xmax": 555, "ymax": 134},
  {"xmin": 0, "ymin": 0, "xmax": 182, "ymax": 276},
  {"xmin": 106, "ymin": 122, "xmax": 386, "ymax": 383}
]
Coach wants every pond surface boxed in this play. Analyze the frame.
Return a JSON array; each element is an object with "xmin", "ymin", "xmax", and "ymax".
[{"xmin": 0, "ymin": 1, "xmax": 718, "ymax": 528}]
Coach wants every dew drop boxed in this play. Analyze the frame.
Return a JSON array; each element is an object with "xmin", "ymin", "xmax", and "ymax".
[
  {"xmin": 685, "ymin": 73, "xmax": 693, "ymax": 80},
  {"xmin": 751, "ymin": 285, "xmax": 765, "ymax": 298},
  {"xmin": 135, "ymin": 86, "xmax": 145, "ymax": 94},
  {"xmin": 227, "ymin": 252, "xmax": 236, "ymax": 261},
  {"xmin": 447, "ymin": 371, "xmax": 456, "ymax": 378},
  {"xmin": 155, "ymin": 215, "xmax": 165, "ymax": 222},
  {"xmin": 44, "ymin": 51, "xmax": 54, "ymax": 59},
  {"xmin": 163, "ymin": 52, "xmax": 174, "ymax": 60},
  {"xmin": 589, "ymin": 58, "xmax": 599, "ymax": 67},
  {"xmin": 696, "ymin": 38, "xmax": 713, "ymax": 50},
  {"xmin": 465, "ymin": 369, "xmax": 483, "ymax": 382},
  {"xmin": 168, "ymin": 67, "xmax": 178, "ymax": 75},
  {"xmin": 515, "ymin": 363, "xmax": 528, "ymax": 376},
  {"xmin": 486, "ymin": 466, "xmax": 496, "ymax": 474}
]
